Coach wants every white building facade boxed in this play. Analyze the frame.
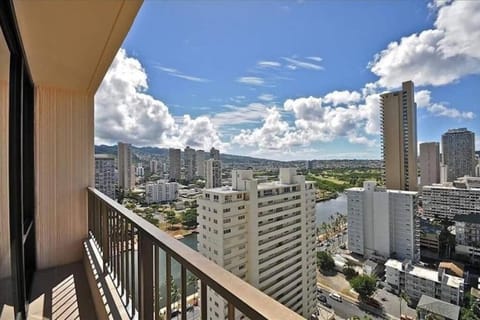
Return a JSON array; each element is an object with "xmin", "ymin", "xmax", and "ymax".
[
  {"xmin": 145, "ymin": 180, "xmax": 178, "ymax": 204},
  {"xmin": 184, "ymin": 146, "xmax": 196, "ymax": 182},
  {"xmin": 94, "ymin": 154, "xmax": 116, "ymax": 199},
  {"xmin": 118, "ymin": 142, "xmax": 134, "ymax": 190},
  {"xmin": 205, "ymin": 159, "xmax": 222, "ymax": 189},
  {"xmin": 347, "ymin": 181, "xmax": 419, "ymax": 261},
  {"xmin": 385, "ymin": 259, "xmax": 464, "ymax": 305},
  {"xmin": 196, "ymin": 149, "xmax": 206, "ymax": 178},
  {"xmin": 197, "ymin": 169, "xmax": 317, "ymax": 319}
]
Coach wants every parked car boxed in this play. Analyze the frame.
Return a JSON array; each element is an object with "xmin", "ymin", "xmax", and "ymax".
[
  {"xmin": 322, "ymin": 301, "xmax": 332, "ymax": 308},
  {"xmin": 317, "ymin": 295, "xmax": 327, "ymax": 303},
  {"xmin": 316, "ymin": 287, "xmax": 323, "ymax": 294},
  {"xmin": 329, "ymin": 292, "xmax": 343, "ymax": 302}
]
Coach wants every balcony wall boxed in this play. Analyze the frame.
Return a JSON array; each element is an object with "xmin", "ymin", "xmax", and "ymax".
[
  {"xmin": 35, "ymin": 86, "xmax": 94, "ymax": 269},
  {"xmin": 0, "ymin": 80, "xmax": 9, "ymax": 278}
]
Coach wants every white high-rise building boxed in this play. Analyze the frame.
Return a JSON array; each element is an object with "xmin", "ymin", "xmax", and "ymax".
[
  {"xmin": 169, "ymin": 148, "xmax": 181, "ymax": 181},
  {"xmin": 419, "ymin": 142, "xmax": 440, "ymax": 186},
  {"xmin": 198, "ymin": 168, "xmax": 317, "ymax": 318},
  {"xmin": 422, "ymin": 176, "xmax": 480, "ymax": 220},
  {"xmin": 145, "ymin": 180, "xmax": 178, "ymax": 204},
  {"xmin": 205, "ymin": 159, "xmax": 222, "ymax": 188},
  {"xmin": 196, "ymin": 150, "xmax": 206, "ymax": 178},
  {"xmin": 118, "ymin": 142, "xmax": 134, "ymax": 190},
  {"xmin": 95, "ymin": 154, "xmax": 116, "ymax": 199},
  {"xmin": 150, "ymin": 159, "xmax": 158, "ymax": 174},
  {"xmin": 135, "ymin": 165, "xmax": 144, "ymax": 177},
  {"xmin": 347, "ymin": 181, "xmax": 419, "ymax": 261},
  {"xmin": 184, "ymin": 146, "xmax": 196, "ymax": 182}
]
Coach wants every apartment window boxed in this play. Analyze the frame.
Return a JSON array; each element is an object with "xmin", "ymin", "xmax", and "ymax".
[
  {"xmin": 238, "ymin": 215, "xmax": 245, "ymax": 220},
  {"xmin": 223, "ymin": 218, "xmax": 231, "ymax": 223},
  {"xmin": 213, "ymin": 219, "xmax": 218, "ymax": 224},
  {"xmin": 224, "ymin": 229, "xmax": 231, "ymax": 234},
  {"xmin": 223, "ymin": 208, "xmax": 231, "ymax": 213}
]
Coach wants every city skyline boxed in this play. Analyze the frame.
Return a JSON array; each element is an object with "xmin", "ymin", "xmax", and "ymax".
[{"xmin": 94, "ymin": 0, "xmax": 479, "ymax": 161}]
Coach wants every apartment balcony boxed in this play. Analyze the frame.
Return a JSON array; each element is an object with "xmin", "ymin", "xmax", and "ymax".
[{"xmin": 0, "ymin": 1, "xmax": 305, "ymax": 319}]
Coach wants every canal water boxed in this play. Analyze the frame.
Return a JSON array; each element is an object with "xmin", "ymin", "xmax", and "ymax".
[{"xmin": 315, "ymin": 193, "xmax": 347, "ymax": 225}]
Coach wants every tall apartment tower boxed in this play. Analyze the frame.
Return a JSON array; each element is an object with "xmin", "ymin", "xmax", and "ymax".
[
  {"xmin": 205, "ymin": 159, "xmax": 222, "ymax": 188},
  {"xmin": 95, "ymin": 154, "xmax": 116, "ymax": 199},
  {"xmin": 149, "ymin": 159, "xmax": 158, "ymax": 174},
  {"xmin": 184, "ymin": 146, "xmax": 196, "ymax": 182},
  {"xmin": 419, "ymin": 142, "xmax": 440, "ymax": 186},
  {"xmin": 198, "ymin": 169, "xmax": 317, "ymax": 318},
  {"xmin": 441, "ymin": 128, "xmax": 475, "ymax": 182},
  {"xmin": 196, "ymin": 149, "xmax": 206, "ymax": 178},
  {"xmin": 168, "ymin": 148, "xmax": 181, "ymax": 181},
  {"xmin": 380, "ymin": 81, "xmax": 418, "ymax": 191},
  {"xmin": 118, "ymin": 142, "xmax": 134, "ymax": 190},
  {"xmin": 210, "ymin": 147, "xmax": 220, "ymax": 160},
  {"xmin": 347, "ymin": 181, "xmax": 419, "ymax": 261}
]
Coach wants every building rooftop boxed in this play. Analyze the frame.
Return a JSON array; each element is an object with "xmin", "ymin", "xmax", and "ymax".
[
  {"xmin": 385, "ymin": 259, "xmax": 404, "ymax": 271},
  {"xmin": 408, "ymin": 265, "xmax": 440, "ymax": 283},
  {"xmin": 453, "ymin": 214, "xmax": 480, "ymax": 224},
  {"xmin": 257, "ymin": 181, "xmax": 298, "ymax": 190},
  {"xmin": 204, "ymin": 186, "xmax": 243, "ymax": 194},
  {"xmin": 417, "ymin": 295, "xmax": 460, "ymax": 320},
  {"xmin": 439, "ymin": 262, "xmax": 464, "ymax": 278}
]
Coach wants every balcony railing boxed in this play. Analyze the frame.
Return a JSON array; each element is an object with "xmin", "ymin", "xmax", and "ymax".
[{"xmin": 87, "ymin": 187, "xmax": 304, "ymax": 320}]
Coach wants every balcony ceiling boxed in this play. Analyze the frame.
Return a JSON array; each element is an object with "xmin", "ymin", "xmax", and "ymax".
[{"xmin": 13, "ymin": 0, "xmax": 142, "ymax": 93}]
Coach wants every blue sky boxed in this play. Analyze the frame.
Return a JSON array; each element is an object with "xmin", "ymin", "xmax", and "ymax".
[{"xmin": 94, "ymin": 0, "xmax": 480, "ymax": 160}]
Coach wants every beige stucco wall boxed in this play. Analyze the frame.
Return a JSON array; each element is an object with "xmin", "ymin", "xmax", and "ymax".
[
  {"xmin": 0, "ymin": 80, "xmax": 10, "ymax": 279},
  {"xmin": 35, "ymin": 86, "xmax": 94, "ymax": 269}
]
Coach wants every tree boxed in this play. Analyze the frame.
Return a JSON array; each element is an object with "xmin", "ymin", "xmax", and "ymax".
[
  {"xmin": 170, "ymin": 276, "xmax": 180, "ymax": 317},
  {"xmin": 165, "ymin": 210, "xmax": 179, "ymax": 229},
  {"xmin": 187, "ymin": 273, "xmax": 199, "ymax": 306},
  {"xmin": 343, "ymin": 265, "xmax": 358, "ymax": 280},
  {"xmin": 181, "ymin": 208, "xmax": 198, "ymax": 229},
  {"xmin": 349, "ymin": 275, "xmax": 377, "ymax": 300},
  {"xmin": 317, "ymin": 251, "xmax": 335, "ymax": 272}
]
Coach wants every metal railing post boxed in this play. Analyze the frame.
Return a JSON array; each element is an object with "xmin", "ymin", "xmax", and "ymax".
[{"xmin": 139, "ymin": 232, "xmax": 154, "ymax": 320}]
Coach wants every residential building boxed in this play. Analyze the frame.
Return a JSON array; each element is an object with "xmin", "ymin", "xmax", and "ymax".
[
  {"xmin": 422, "ymin": 179, "xmax": 480, "ymax": 220},
  {"xmin": 380, "ymin": 80, "xmax": 418, "ymax": 191},
  {"xmin": 419, "ymin": 142, "xmax": 440, "ymax": 186},
  {"xmin": 196, "ymin": 149, "xmax": 206, "ymax": 178},
  {"xmin": 385, "ymin": 259, "xmax": 465, "ymax": 305},
  {"xmin": 184, "ymin": 146, "xmax": 196, "ymax": 182},
  {"xmin": 442, "ymin": 128, "xmax": 475, "ymax": 182},
  {"xmin": 135, "ymin": 165, "xmax": 144, "ymax": 177},
  {"xmin": 197, "ymin": 169, "xmax": 317, "ymax": 318},
  {"xmin": 94, "ymin": 154, "xmax": 116, "ymax": 199},
  {"xmin": 347, "ymin": 181, "xmax": 419, "ymax": 261},
  {"xmin": 210, "ymin": 147, "xmax": 220, "ymax": 160},
  {"xmin": 0, "ymin": 2, "xmax": 306, "ymax": 319},
  {"xmin": 118, "ymin": 142, "xmax": 134, "ymax": 190},
  {"xmin": 416, "ymin": 295, "xmax": 460, "ymax": 320},
  {"xmin": 169, "ymin": 148, "xmax": 181, "ymax": 181},
  {"xmin": 150, "ymin": 159, "xmax": 158, "ymax": 174},
  {"xmin": 419, "ymin": 217, "xmax": 442, "ymax": 260},
  {"xmin": 145, "ymin": 180, "xmax": 178, "ymax": 204},
  {"xmin": 454, "ymin": 214, "xmax": 480, "ymax": 264},
  {"xmin": 205, "ymin": 159, "xmax": 222, "ymax": 188}
]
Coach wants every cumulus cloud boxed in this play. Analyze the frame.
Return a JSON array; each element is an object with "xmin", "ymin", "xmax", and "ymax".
[
  {"xmin": 415, "ymin": 90, "xmax": 475, "ymax": 120},
  {"xmin": 323, "ymin": 90, "xmax": 362, "ymax": 106},
  {"xmin": 236, "ymin": 76, "xmax": 265, "ymax": 86},
  {"xmin": 95, "ymin": 49, "xmax": 225, "ymax": 150},
  {"xmin": 369, "ymin": 1, "xmax": 480, "ymax": 88}
]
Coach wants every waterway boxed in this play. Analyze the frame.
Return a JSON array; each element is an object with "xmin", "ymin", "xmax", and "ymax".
[{"xmin": 315, "ymin": 193, "xmax": 347, "ymax": 225}]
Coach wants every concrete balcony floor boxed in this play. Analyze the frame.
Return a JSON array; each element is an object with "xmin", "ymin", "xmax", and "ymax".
[{"xmin": 0, "ymin": 262, "xmax": 96, "ymax": 320}]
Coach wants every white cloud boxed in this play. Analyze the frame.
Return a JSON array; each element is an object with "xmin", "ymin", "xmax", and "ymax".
[
  {"xmin": 369, "ymin": 1, "xmax": 480, "ymax": 88},
  {"xmin": 282, "ymin": 57, "xmax": 323, "ymax": 70},
  {"xmin": 155, "ymin": 65, "xmax": 209, "ymax": 82},
  {"xmin": 306, "ymin": 56, "xmax": 323, "ymax": 62},
  {"xmin": 258, "ymin": 94, "xmax": 276, "ymax": 102},
  {"xmin": 95, "ymin": 49, "xmax": 225, "ymax": 150},
  {"xmin": 415, "ymin": 90, "xmax": 475, "ymax": 120},
  {"xmin": 323, "ymin": 90, "xmax": 362, "ymax": 106},
  {"xmin": 212, "ymin": 103, "xmax": 268, "ymax": 127},
  {"xmin": 257, "ymin": 60, "xmax": 281, "ymax": 68},
  {"xmin": 236, "ymin": 76, "xmax": 265, "ymax": 86}
]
